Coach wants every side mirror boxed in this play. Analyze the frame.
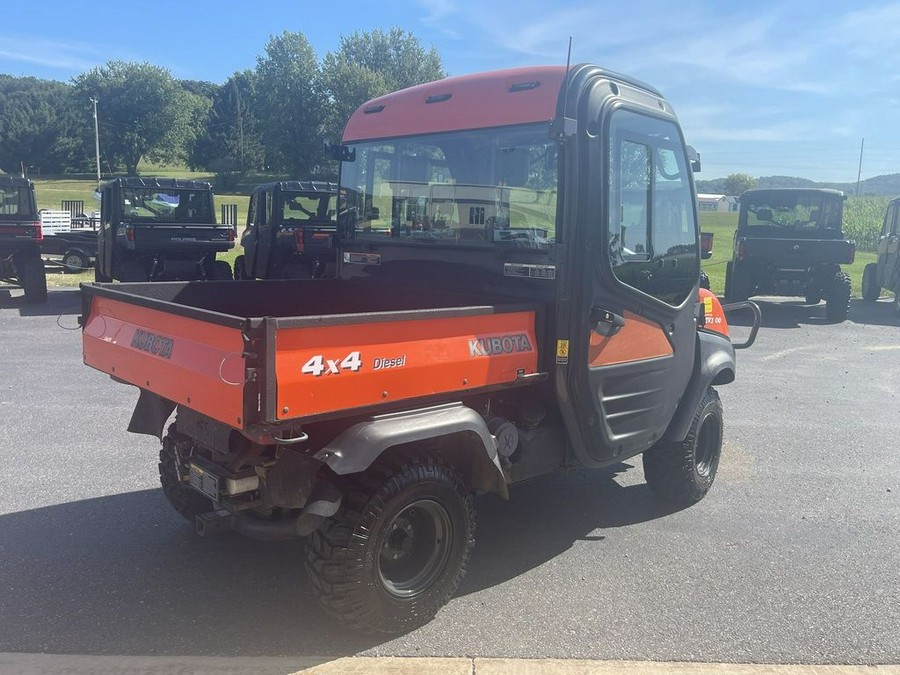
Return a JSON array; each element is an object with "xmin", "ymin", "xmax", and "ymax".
[
  {"xmin": 686, "ymin": 145, "xmax": 701, "ymax": 173},
  {"xmin": 326, "ymin": 141, "xmax": 356, "ymax": 162}
]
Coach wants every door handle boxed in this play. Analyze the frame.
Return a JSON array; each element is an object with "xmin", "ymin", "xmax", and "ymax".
[{"xmin": 591, "ymin": 307, "xmax": 625, "ymax": 337}]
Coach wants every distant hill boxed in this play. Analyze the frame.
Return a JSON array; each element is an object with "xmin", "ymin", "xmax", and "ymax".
[{"xmin": 695, "ymin": 173, "xmax": 900, "ymax": 197}]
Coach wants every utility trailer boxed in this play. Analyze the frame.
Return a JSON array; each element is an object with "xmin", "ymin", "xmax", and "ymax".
[{"xmin": 81, "ymin": 64, "xmax": 758, "ymax": 633}]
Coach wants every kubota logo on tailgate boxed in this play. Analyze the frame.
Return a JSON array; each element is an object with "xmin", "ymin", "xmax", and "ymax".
[
  {"xmin": 469, "ymin": 333, "xmax": 533, "ymax": 357},
  {"xmin": 131, "ymin": 329, "xmax": 174, "ymax": 359}
]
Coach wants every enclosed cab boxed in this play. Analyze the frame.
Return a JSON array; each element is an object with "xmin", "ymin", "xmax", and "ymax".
[
  {"xmin": 234, "ymin": 181, "xmax": 337, "ymax": 280},
  {"xmin": 81, "ymin": 65, "xmax": 755, "ymax": 633},
  {"xmin": 0, "ymin": 175, "xmax": 47, "ymax": 303},
  {"xmin": 726, "ymin": 188, "xmax": 854, "ymax": 321},
  {"xmin": 861, "ymin": 196, "xmax": 900, "ymax": 314},
  {"xmin": 95, "ymin": 177, "xmax": 235, "ymax": 282}
]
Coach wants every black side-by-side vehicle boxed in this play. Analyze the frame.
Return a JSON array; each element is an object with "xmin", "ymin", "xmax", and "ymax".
[
  {"xmin": 95, "ymin": 177, "xmax": 235, "ymax": 282},
  {"xmin": 234, "ymin": 181, "xmax": 337, "ymax": 280},
  {"xmin": 725, "ymin": 188, "xmax": 854, "ymax": 321},
  {"xmin": 0, "ymin": 175, "xmax": 47, "ymax": 303}
]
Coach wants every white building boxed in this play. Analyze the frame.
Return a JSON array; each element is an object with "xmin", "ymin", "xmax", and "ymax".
[{"xmin": 697, "ymin": 193, "xmax": 738, "ymax": 212}]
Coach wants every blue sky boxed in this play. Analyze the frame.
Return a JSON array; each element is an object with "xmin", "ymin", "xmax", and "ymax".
[{"xmin": 3, "ymin": 0, "xmax": 899, "ymax": 183}]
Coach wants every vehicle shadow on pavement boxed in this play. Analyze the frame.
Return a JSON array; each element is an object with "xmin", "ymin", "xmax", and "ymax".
[
  {"xmin": 725, "ymin": 299, "xmax": 832, "ymax": 330},
  {"xmin": 0, "ymin": 287, "xmax": 82, "ymax": 317},
  {"xmin": 846, "ymin": 297, "xmax": 900, "ymax": 327},
  {"xmin": 724, "ymin": 297, "xmax": 900, "ymax": 330},
  {"xmin": 0, "ymin": 467, "xmax": 680, "ymax": 657},
  {"xmin": 460, "ymin": 465, "xmax": 686, "ymax": 595},
  {"xmin": 0, "ymin": 489, "xmax": 381, "ymax": 657}
]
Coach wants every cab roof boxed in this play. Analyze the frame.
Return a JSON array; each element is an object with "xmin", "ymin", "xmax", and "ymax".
[{"xmin": 342, "ymin": 66, "xmax": 569, "ymax": 143}]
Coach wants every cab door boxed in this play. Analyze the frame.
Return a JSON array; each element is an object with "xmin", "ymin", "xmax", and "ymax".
[
  {"xmin": 564, "ymin": 104, "xmax": 700, "ymax": 468},
  {"xmin": 877, "ymin": 201, "xmax": 899, "ymax": 291}
]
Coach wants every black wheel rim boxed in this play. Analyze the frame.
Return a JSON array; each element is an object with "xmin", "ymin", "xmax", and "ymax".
[
  {"xmin": 695, "ymin": 412, "xmax": 721, "ymax": 477},
  {"xmin": 377, "ymin": 499, "xmax": 453, "ymax": 598}
]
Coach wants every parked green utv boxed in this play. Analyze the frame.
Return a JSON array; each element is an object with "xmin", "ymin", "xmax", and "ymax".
[
  {"xmin": 861, "ymin": 196, "xmax": 900, "ymax": 315},
  {"xmin": 725, "ymin": 188, "xmax": 854, "ymax": 322}
]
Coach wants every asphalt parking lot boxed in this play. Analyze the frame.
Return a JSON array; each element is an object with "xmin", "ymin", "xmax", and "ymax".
[{"xmin": 0, "ymin": 288, "xmax": 898, "ymax": 668}]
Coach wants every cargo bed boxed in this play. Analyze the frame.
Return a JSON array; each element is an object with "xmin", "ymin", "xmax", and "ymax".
[{"xmin": 81, "ymin": 279, "xmax": 540, "ymax": 430}]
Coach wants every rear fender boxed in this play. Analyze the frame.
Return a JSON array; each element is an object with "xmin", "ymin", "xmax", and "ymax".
[
  {"xmin": 314, "ymin": 402, "xmax": 508, "ymax": 498},
  {"xmin": 664, "ymin": 331, "xmax": 735, "ymax": 442}
]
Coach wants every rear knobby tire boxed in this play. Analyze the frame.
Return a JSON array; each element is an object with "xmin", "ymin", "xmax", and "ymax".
[
  {"xmin": 94, "ymin": 260, "xmax": 112, "ymax": 283},
  {"xmin": 206, "ymin": 259, "xmax": 233, "ymax": 280},
  {"xmin": 643, "ymin": 387, "xmax": 723, "ymax": 505},
  {"xmin": 825, "ymin": 271, "xmax": 851, "ymax": 322},
  {"xmin": 159, "ymin": 426, "xmax": 214, "ymax": 522},
  {"xmin": 305, "ymin": 456, "xmax": 474, "ymax": 634},
  {"xmin": 725, "ymin": 261, "xmax": 749, "ymax": 302},
  {"xmin": 16, "ymin": 254, "xmax": 48, "ymax": 304},
  {"xmin": 233, "ymin": 255, "xmax": 247, "ymax": 280},
  {"xmin": 861, "ymin": 263, "xmax": 880, "ymax": 302}
]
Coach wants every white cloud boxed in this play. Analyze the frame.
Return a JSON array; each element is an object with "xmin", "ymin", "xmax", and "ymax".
[{"xmin": 0, "ymin": 37, "xmax": 100, "ymax": 72}]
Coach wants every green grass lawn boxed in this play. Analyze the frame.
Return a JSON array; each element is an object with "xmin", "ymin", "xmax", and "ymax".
[{"xmin": 700, "ymin": 211, "xmax": 877, "ymax": 298}]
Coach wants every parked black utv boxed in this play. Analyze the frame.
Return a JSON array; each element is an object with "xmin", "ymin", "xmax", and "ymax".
[
  {"xmin": 725, "ymin": 188, "xmax": 854, "ymax": 321},
  {"xmin": 95, "ymin": 177, "xmax": 235, "ymax": 282},
  {"xmin": 234, "ymin": 181, "xmax": 337, "ymax": 280},
  {"xmin": 0, "ymin": 175, "xmax": 47, "ymax": 303}
]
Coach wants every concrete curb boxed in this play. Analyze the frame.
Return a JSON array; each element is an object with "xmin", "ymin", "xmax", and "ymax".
[
  {"xmin": 2, "ymin": 654, "xmax": 899, "ymax": 675},
  {"xmin": 295, "ymin": 660, "xmax": 900, "ymax": 675}
]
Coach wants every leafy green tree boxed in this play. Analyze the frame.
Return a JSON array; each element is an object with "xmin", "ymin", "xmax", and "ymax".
[
  {"xmin": 254, "ymin": 32, "xmax": 324, "ymax": 176},
  {"xmin": 72, "ymin": 61, "xmax": 208, "ymax": 175},
  {"xmin": 722, "ymin": 173, "xmax": 758, "ymax": 196},
  {"xmin": 0, "ymin": 75, "xmax": 81, "ymax": 174},
  {"xmin": 320, "ymin": 27, "xmax": 446, "ymax": 141},
  {"xmin": 190, "ymin": 70, "xmax": 265, "ymax": 173}
]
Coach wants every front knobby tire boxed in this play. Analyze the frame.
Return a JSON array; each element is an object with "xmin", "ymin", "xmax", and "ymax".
[
  {"xmin": 17, "ymin": 254, "xmax": 48, "ymax": 304},
  {"xmin": 159, "ymin": 426, "xmax": 214, "ymax": 522},
  {"xmin": 643, "ymin": 387, "xmax": 724, "ymax": 505},
  {"xmin": 305, "ymin": 456, "xmax": 474, "ymax": 634},
  {"xmin": 825, "ymin": 271, "xmax": 851, "ymax": 323}
]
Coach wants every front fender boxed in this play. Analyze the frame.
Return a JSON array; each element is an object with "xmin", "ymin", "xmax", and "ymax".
[
  {"xmin": 314, "ymin": 402, "xmax": 508, "ymax": 498},
  {"xmin": 663, "ymin": 331, "xmax": 735, "ymax": 442}
]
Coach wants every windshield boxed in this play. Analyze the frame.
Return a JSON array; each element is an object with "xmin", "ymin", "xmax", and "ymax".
[
  {"xmin": 339, "ymin": 123, "xmax": 558, "ymax": 251},
  {"xmin": 122, "ymin": 187, "xmax": 213, "ymax": 223},
  {"xmin": 740, "ymin": 192, "xmax": 843, "ymax": 231},
  {"xmin": 281, "ymin": 191, "xmax": 336, "ymax": 224},
  {"xmin": 0, "ymin": 186, "xmax": 34, "ymax": 218}
]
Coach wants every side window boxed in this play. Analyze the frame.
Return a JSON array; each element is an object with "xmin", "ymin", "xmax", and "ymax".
[
  {"xmin": 246, "ymin": 192, "xmax": 258, "ymax": 228},
  {"xmin": 263, "ymin": 191, "xmax": 273, "ymax": 227},
  {"xmin": 607, "ymin": 110, "xmax": 699, "ymax": 306},
  {"xmin": 886, "ymin": 203, "xmax": 898, "ymax": 236}
]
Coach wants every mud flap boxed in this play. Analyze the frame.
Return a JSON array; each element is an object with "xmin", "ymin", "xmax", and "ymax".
[{"xmin": 128, "ymin": 388, "xmax": 176, "ymax": 439}]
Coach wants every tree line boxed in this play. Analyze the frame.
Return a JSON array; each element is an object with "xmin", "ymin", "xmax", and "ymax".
[{"xmin": 0, "ymin": 28, "xmax": 444, "ymax": 181}]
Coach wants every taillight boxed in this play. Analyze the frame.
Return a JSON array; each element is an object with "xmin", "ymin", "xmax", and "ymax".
[
  {"xmin": 295, "ymin": 228, "xmax": 305, "ymax": 252},
  {"xmin": 736, "ymin": 238, "xmax": 745, "ymax": 261},
  {"xmin": 227, "ymin": 227, "xmax": 235, "ymax": 242},
  {"xmin": 126, "ymin": 225, "xmax": 135, "ymax": 242},
  {"xmin": 33, "ymin": 221, "xmax": 43, "ymax": 242}
]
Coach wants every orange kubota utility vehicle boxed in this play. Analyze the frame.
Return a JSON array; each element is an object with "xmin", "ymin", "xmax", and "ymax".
[{"xmin": 81, "ymin": 65, "xmax": 759, "ymax": 633}]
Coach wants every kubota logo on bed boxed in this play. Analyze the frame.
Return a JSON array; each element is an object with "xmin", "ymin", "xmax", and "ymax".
[
  {"xmin": 468, "ymin": 333, "xmax": 533, "ymax": 358},
  {"xmin": 131, "ymin": 329, "xmax": 174, "ymax": 359}
]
